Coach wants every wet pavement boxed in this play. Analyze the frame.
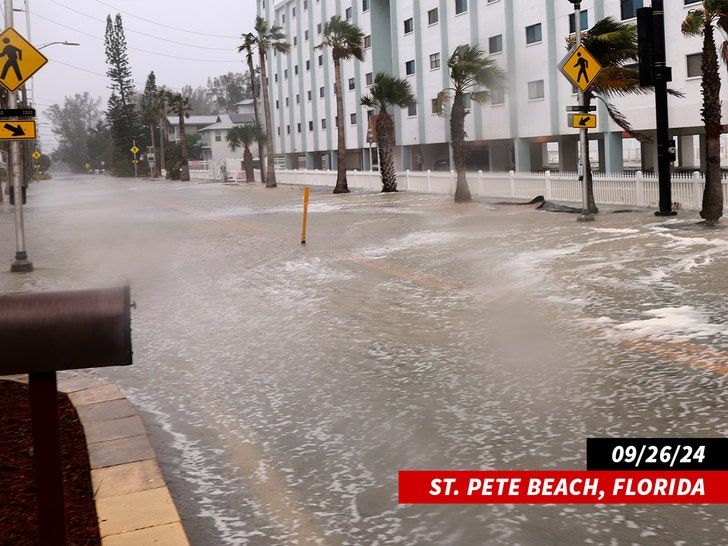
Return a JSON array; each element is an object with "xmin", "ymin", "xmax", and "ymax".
[{"xmin": 2, "ymin": 174, "xmax": 727, "ymax": 545}]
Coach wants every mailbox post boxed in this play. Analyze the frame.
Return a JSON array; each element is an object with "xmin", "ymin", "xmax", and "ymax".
[{"xmin": 0, "ymin": 286, "xmax": 133, "ymax": 545}]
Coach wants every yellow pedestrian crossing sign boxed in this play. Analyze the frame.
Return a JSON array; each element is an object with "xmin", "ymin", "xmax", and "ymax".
[
  {"xmin": 0, "ymin": 27, "xmax": 48, "ymax": 92},
  {"xmin": 559, "ymin": 44, "xmax": 602, "ymax": 92},
  {"xmin": 130, "ymin": 145, "xmax": 139, "ymax": 154}
]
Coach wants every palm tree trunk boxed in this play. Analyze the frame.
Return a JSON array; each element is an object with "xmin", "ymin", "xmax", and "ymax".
[
  {"xmin": 450, "ymin": 93, "xmax": 471, "ymax": 202},
  {"xmin": 179, "ymin": 111, "xmax": 190, "ymax": 182},
  {"xmin": 160, "ymin": 103, "xmax": 172, "ymax": 180},
  {"xmin": 247, "ymin": 54, "xmax": 264, "ymax": 184},
  {"xmin": 333, "ymin": 57, "xmax": 349, "ymax": 193},
  {"xmin": 243, "ymin": 146, "xmax": 254, "ymax": 181},
  {"xmin": 376, "ymin": 109, "xmax": 397, "ymax": 192},
  {"xmin": 701, "ymin": 23, "xmax": 723, "ymax": 224},
  {"xmin": 259, "ymin": 49, "xmax": 277, "ymax": 188},
  {"xmin": 148, "ymin": 120, "xmax": 157, "ymax": 178}
]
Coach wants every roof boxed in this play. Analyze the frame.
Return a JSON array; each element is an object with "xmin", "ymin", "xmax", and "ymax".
[{"xmin": 198, "ymin": 113, "xmax": 257, "ymax": 133}]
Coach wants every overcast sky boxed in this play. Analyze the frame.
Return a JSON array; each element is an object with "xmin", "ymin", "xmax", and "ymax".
[{"xmin": 5, "ymin": 0, "xmax": 257, "ymax": 151}]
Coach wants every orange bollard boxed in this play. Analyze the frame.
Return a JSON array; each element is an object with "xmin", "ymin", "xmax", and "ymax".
[{"xmin": 301, "ymin": 186, "xmax": 310, "ymax": 244}]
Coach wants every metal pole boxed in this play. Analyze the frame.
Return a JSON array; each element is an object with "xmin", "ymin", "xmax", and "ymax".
[
  {"xmin": 652, "ymin": 0, "xmax": 677, "ymax": 216},
  {"xmin": 573, "ymin": 1, "xmax": 594, "ymax": 222},
  {"xmin": 6, "ymin": 0, "xmax": 33, "ymax": 271}
]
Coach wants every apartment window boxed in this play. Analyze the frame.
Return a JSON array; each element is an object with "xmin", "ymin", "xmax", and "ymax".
[
  {"xmin": 363, "ymin": 0, "xmax": 370, "ymax": 12},
  {"xmin": 307, "ymin": 90, "xmax": 312, "ymax": 101},
  {"xmin": 428, "ymin": 8, "xmax": 439, "ymax": 25},
  {"xmin": 284, "ymin": 69, "xmax": 288, "ymax": 79},
  {"xmin": 404, "ymin": 17, "xmax": 414, "ymax": 34},
  {"xmin": 286, "ymin": 125, "xmax": 290, "ymax": 134},
  {"xmin": 305, "ymin": 30, "xmax": 309, "ymax": 41},
  {"xmin": 277, "ymin": 127, "xmax": 280, "ymax": 135},
  {"xmin": 320, "ymin": 86, "xmax": 325, "ymax": 97},
  {"xmin": 274, "ymin": 73, "xmax": 278, "ymax": 83},
  {"xmin": 304, "ymin": 0, "xmax": 307, "ymax": 9},
  {"xmin": 275, "ymin": 100, "xmax": 279, "ymax": 109},
  {"xmin": 293, "ymin": 36, "xmax": 298, "ymax": 46},
  {"xmin": 489, "ymin": 34, "xmax": 503, "ymax": 54},
  {"xmin": 364, "ymin": 35, "xmax": 371, "ymax": 48},
  {"xmin": 321, "ymin": 118, "xmax": 327, "ymax": 129},
  {"xmin": 684, "ymin": 0, "xmax": 701, "ymax": 4},
  {"xmin": 296, "ymin": 94, "xmax": 300, "ymax": 104},
  {"xmin": 350, "ymin": 113, "xmax": 357, "ymax": 125},
  {"xmin": 431, "ymin": 99, "xmax": 438, "ymax": 114},
  {"xmin": 365, "ymin": 72, "xmax": 373, "ymax": 85},
  {"xmin": 215, "ymin": 130, "xmax": 221, "ymax": 142},
  {"xmin": 309, "ymin": 120, "xmax": 313, "ymax": 131},
  {"xmin": 686, "ymin": 53, "xmax": 702, "ymax": 78},
  {"xmin": 405, "ymin": 59, "xmax": 415, "ymax": 75},
  {"xmin": 285, "ymin": 97, "xmax": 289, "ymax": 106},
  {"xmin": 317, "ymin": 23, "xmax": 322, "ymax": 34},
  {"xmin": 306, "ymin": 60, "xmax": 310, "ymax": 71},
  {"xmin": 620, "ymin": 0, "xmax": 643, "ymax": 20},
  {"xmin": 318, "ymin": 54, "xmax": 323, "ymax": 66},
  {"xmin": 297, "ymin": 123, "xmax": 301, "ymax": 133},
  {"xmin": 430, "ymin": 53, "xmax": 440, "ymax": 69},
  {"xmin": 569, "ymin": 11, "xmax": 588, "ymax": 33},
  {"xmin": 346, "ymin": 7, "xmax": 352, "ymax": 19},
  {"xmin": 526, "ymin": 23, "xmax": 542, "ymax": 44},
  {"xmin": 292, "ymin": 7, "xmax": 296, "ymax": 17},
  {"xmin": 455, "ymin": 0, "xmax": 467, "ymax": 15},
  {"xmin": 408, "ymin": 103, "xmax": 417, "ymax": 116},
  {"xmin": 349, "ymin": 77, "xmax": 355, "ymax": 90},
  {"xmin": 294, "ymin": 65, "xmax": 299, "ymax": 75},
  {"xmin": 528, "ymin": 79, "xmax": 545, "ymax": 100},
  {"xmin": 491, "ymin": 87, "xmax": 505, "ymax": 105}
]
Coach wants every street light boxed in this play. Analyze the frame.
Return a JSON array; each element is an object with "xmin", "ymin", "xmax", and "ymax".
[
  {"xmin": 567, "ymin": 0, "xmax": 594, "ymax": 222},
  {"xmin": 38, "ymin": 41, "xmax": 80, "ymax": 50}
]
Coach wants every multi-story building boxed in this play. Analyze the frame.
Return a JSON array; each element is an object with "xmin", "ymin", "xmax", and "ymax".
[{"xmin": 257, "ymin": 0, "xmax": 717, "ymax": 174}]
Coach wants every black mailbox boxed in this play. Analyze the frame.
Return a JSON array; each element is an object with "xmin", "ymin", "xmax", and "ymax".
[{"xmin": 0, "ymin": 285, "xmax": 133, "ymax": 375}]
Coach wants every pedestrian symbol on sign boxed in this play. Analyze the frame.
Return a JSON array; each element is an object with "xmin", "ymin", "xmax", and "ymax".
[
  {"xmin": 0, "ymin": 28, "xmax": 48, "ymax": 92},
  {"xmin": 0, "ymin": 38, "xmax": 23, "ymax": 82}
]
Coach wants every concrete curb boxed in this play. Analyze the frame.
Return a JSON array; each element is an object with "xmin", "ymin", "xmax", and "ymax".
[{"xmin": 3, "ymin": 372, "xmax": 190, "ymax": 546}]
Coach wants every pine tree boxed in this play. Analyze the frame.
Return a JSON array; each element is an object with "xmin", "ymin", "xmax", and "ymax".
[{"xmin": 104, "ymin": 14, "xmax": 138, "ymax": 176}]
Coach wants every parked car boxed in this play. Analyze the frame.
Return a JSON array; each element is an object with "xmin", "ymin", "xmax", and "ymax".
[{"xmin": 433, "ymin": 159, "xmax": 450, "ymax": 171}]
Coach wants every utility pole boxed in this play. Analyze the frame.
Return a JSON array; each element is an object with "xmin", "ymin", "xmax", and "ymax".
[{"xmin": 5, "ymin": 0, "xmax": 33, "ymax": 271}]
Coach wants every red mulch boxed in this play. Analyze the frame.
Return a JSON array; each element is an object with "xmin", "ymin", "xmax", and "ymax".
[{"xmin": 0, "ymin": 379, "xmax": 102, "ymax": 545}]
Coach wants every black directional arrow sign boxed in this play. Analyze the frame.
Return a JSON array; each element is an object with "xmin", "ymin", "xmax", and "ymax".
[{"xmin": 0, "ymin": 120, "xmax": 36, "ymax": 140}]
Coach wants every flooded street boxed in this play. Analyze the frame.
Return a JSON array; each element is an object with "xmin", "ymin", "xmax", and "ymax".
[{"xmin": 2, "ymin": 175, "xmax": 727, "ymax": 545}]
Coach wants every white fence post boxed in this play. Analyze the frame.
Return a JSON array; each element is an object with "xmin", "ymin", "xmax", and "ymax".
[
  {"xmin": 544, "ymin": 170, "xmax": 551, "ymax": 200},
  {"xmin": 692, "ymin": 171, "xmax": 702, "ymax": 210},
  {"xmin": 635, "ymin": 170, "xmax": 644, "ymax": 207},
  {"xmin": 509, "ymin": 170, "xmax": 515, "ymax": 197}
]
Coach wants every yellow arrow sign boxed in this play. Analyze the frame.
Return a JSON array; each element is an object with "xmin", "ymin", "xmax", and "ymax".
[
  {"xmin": 0, "ymin": 27, "xmax": 48, "ymax": 92},
  {"xmin": 0, "ymin": 120, "xmax": 36, "ymax": 140},
  {"xmin": 559, "ymin": 44, "xmax": 602, "ymax": 92},
  {"xmin": 569, "ymin": 113, "xmax": 597, "ymax": 129}
]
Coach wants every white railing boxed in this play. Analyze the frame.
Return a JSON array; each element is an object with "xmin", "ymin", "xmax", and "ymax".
[{"xmin": 189, "ymin": 165, "xmax": 728, "ymax": 211}]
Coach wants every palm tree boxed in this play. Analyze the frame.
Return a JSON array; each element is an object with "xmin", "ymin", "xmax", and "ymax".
[
  {"xmin": 226, "ymin": 124, "xmax": 265, "ymax": 182},
  {"xmin": 168, "ymin": 92, "xmax": 192, "ymax": 181},
  {"xmin": 157, "ymin": 89, "xmax": 173, "ymax": 179},
  {"xmin": 682, "ymin": 3, "xmax": 728, "ymax": 224},
  {"xmin": 254, "ymin": 16, "xmax": 290, "ymax": 188},
  {"xmin": 435, "ymin": 44, "xmax": 506, "ymax": 202},
  {"xmin": 238, "ymin": 32, "xmax": 266, "ymax": 185},
  {"xmin": 316, "ymin": 15, "xmax": 365, "ymax": 194},
  {"xmin": 575, "ymin": 17, "xmax": 653, "ymax": 214},
  {"xmin": 360, "ymin": 72, "xmax": 416, "ymax": 192}
]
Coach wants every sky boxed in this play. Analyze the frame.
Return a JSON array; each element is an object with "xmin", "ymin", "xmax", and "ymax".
[{"xmin": 4, "ymin": 0, "xmax": 258, "ymax": 151}]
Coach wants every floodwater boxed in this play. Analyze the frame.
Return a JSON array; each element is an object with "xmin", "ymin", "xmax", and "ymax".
[{"xmin": 2, "ymin": 175, "xmax": 727, "ymax": 545}]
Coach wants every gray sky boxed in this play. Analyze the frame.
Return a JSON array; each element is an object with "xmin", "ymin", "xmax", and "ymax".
[{"xmin": 4, "ymin": 0, "xmax": 257, "ymax": 151}]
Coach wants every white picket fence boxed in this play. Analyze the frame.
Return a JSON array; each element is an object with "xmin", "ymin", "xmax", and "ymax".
[{"xmin": 189, "ymin": 164, "xmax": 728, "ymax": 211}]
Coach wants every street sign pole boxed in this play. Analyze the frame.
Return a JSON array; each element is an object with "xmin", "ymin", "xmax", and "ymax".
[
  {"xmin": 571, "ymin": 1, "xmax": 594, "ymax": 223},
  {"xmin": 5, "ymin": 1, "xmax": 33, "ymax": 272}
]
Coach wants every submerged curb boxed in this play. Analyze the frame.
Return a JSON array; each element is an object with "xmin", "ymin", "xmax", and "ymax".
[{"xmin": 4, "ymin": 372, "xmax": 190, "ymax": 546}]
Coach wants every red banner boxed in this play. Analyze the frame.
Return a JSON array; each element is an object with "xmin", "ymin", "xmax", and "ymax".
[{"xmin": 399, "ymin": 471, "xmax": 728, "ymax": 504}]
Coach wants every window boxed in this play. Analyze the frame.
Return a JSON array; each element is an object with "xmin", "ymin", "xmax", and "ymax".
[
  {"xmin": 528, "ymin": 80, "xmax": 544, "ymax": 100},
  {"xmin": 686, "ymin": 53, "xmax": 702, "ymax": 78},
  {"xmin": 284, "ymin": 69, "xmax": 288, "ymax": 79},
  {"xmin": 430, "ymin": 53, "xmax": 440, "ymax": 69},
  {"xmin": 620, "ymin": 0, "xmax": 643, "ymax": 20},
  {"xmin": 215, "ymin": 130, "xmax": 221, "ymax": 142},
  {"xmin": 321, "ymin": 119, "xmax": 326, "ymax": 129},
  {"xmin": 463, "ymin": 93, "xmax": 472, "ymax": 108},
  {"xmin": 489, "ymin": 34, "xmax": 503, "ymax": 54},
  {"xmin": 365, "ymin": 72, "xmax": 373, "ymax": 85},
  {"xmin": 362, "ymin": 0, "xmax": 370, "ymax": 12},
  {"xmin": 431, "ymin": 99, "xmax": 439, "ymax": 114},
  {"xmin": 285, "ymin": 97, "xmax": 289, "ymax": 106},
  {"xmin": 318, "ymin": 54, "xmax": 323, "ymax": 66},
  {"xmin": 307, "ymin": 90, "xmax": 312, "ymax": 101},
  {"xmin": 286, "ymin": 125, "xmax": 290, "ymax": 134},
  {"xmin": 305, "ymin": 30, "xmax": 309, "ymax": 40},
  {"xmin": 304, "ymin": 0, "xmax": 307, "ymax": 9},
  {"xmin": 292, "ymin": 7, "xmax": 296, "ymax": 17},
  {"xmin": 274, "ymin": 74, "xmax": 278, "ymax": 83},
  {"xmin": 306, "ymin": 60, "xmax": 310, "ymax": 71},
  {"xmin": 349, "ymin": 77, "xmax": 355, "ymax": 90},
  {"xmin": 294, "ymin": 65, "xmax": 299, "ymax": 75},
  {"xmin": 526, "ymin": 23, "xmax": 542, "ymax": 44},
  {"xmin": 317, "ymin": 23, "xmax": 322, "ymax": 34},
  {"xmin": 275, "ymin": 100, "xmax": 279, "ymax": 109},
  {"xmin": 569, "ymin": 11, "xmax": 588, "ymax": 33},
  {"xmin": 491, "ymin": 87, "xmax": 505, "ymax": 105},
  {"xmin": 296, "ymin": 94, "xmax": 300, "ymax": 104},
  {"xmin": 346, "ymin": 7, "xmax": 352, "ymax": 19},
  {"xmin": 404, "ymin": 18, "xmax": 414, "ymax": 34},
  {"xmin": 293, "ymin": 36, "xmax": 298, "ymax": 46},
  {"xmin": 684, "ymin": 0, "xmax": 701, "ymax": 4},
  {"xmin": 297, "ymin": 123, "xmax": 301, "ymax": 133},
  {"xmin": 309, "ymin": 120, "xmax": 313, "ymax": 131},
  {"xmin": 428, "ymin": 8, "xmax": 439, "ymax": 25},
  {"xmin": 277, "ymin": 127, "xmax": 280, "ymax": 136},
  {"xmin": 455, "ymin": 0, "xmax": 467, "ymax": 15},
  {"xmin": 364, "ymin": 35, "xmax": 371, "ymax": 48},
  {"xmin": 350, "ymin": 113, "xmax": 357, "ymax": 125},
  {"xmin": 405, "ymin": 59, "xmax": 415, "ymax": 75},
  {"xmin": 408, "ymin": 103, "xmax": 417, "ymax": 116},
  {"xmin": 320, "ymin": 86, "xmax": 325, "ymax": 97}
]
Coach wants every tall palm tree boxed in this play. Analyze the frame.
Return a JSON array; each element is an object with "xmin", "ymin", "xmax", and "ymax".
[
  {"xmin": 254, "ymin": 16, "xmax": 290, "ymax": 188},
  {"xmin": 682, "ymin": 2, "xmax": 728, "ymax": 224},
  {"xmin": 360, "ymin": 72, "xmax": 416, "ymax": 192},
  {"xmin": 435, "ymin": 44, "xmax": 506, "ymax": 202},
  {"xmin": 157, "ymin": 89, "xmax": 173, "ymax": 179},
  {"xmin": 575, "ymin": 16, "xmax": 653, "ymax": 214},
  {"xmin": 238, "ymin": 32, "xmax": 266, "ymax": 185},
  {"xmin": 316, "ymin": 15, "xmax": 365, "ymax": 194},
  {"xmin": 226, "ymin": 124, "xmax": 265, "ymax": 182},
  {"xmin": 169, "ymin": 92, "xmax": 192, "ymax": 182}
]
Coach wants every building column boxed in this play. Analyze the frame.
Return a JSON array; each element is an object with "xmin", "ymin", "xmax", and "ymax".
[
  {"xmin": 641, "ymin": 139, "xmax": 656, "ymax": 172},
  {"xmin": 602, "ymin": 131, "xmax": 624, "ymax": 173},
  {"xmin": 678, "ymin": 135, "xmax": 696, "ymax": 169},
  {"xmin": 559, "ymin": 135, "xmax": 578, "ymax": 172},
  {"xmin": 513, "ymin": 138, "xmax": 531, "ymax": 172}
]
